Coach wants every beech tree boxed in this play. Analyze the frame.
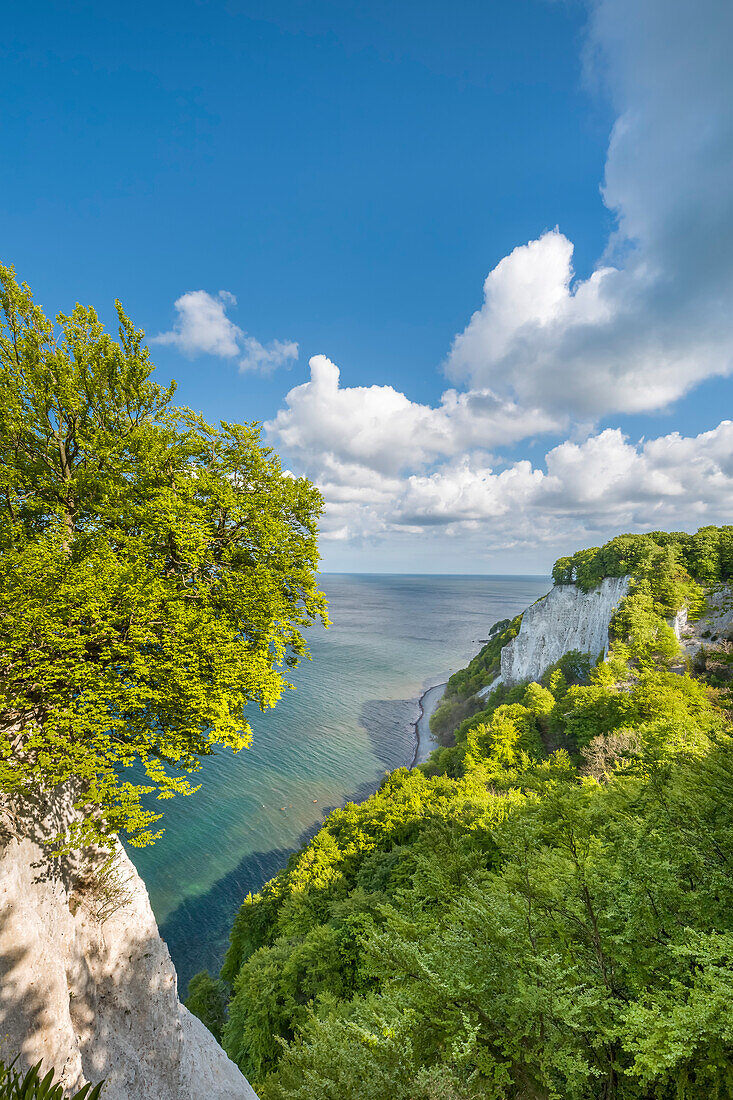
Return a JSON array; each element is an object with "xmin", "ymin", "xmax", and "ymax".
[{"xmin": 0, "ymin": 264, "xmax": 327, "ymax": 847}]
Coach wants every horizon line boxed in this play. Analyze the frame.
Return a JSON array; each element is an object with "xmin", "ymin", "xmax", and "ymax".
[{"xmin": 317, "ymin": 571, "xmax": 552, "ymax": 578}]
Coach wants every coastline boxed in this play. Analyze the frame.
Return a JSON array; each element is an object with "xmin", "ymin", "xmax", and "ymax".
[{"xmin": 410, "ymin": 681, "xmax": 447, "ymax": 767}]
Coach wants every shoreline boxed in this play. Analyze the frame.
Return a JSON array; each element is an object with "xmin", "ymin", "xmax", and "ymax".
[{"xmin": 410, "ymin": 681, "xmax": 448, "ymax": 768}]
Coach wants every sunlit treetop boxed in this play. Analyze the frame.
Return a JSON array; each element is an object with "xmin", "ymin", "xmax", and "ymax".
[{"xmin": 0, "ymin": 263, "xmax": 328, "ymax": 848}]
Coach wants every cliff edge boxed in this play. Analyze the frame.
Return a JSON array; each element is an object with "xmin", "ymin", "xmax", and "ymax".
[
  {"xmin": 479, "ymin": 576, "xmax": 630, "ymax": 696},
  {"xmin": 0, "ymin": 791, "xmax": 257, "ymax": 1099}
]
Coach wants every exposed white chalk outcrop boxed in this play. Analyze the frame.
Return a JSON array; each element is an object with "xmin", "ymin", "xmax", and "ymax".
[
  {"xmin": 480, "ymin": 576, "xmax": 629, "ymax": 696},
  {"xmin": 673, "ymin": 584, "xmax": 733, "ymax": 655},
  {"xmin": 0, "ymin": 790, "xmax": 257, "ymax": 1100}
]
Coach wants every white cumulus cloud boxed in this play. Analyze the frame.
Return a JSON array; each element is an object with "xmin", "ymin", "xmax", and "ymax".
[
  {"xmin": 309, "ymin": 420, "xmax": 733, "ymax": 551},
  {"xmin": 446, "ymin": 0, "xmax": 733, "ymax": 419},
  {"xmin": 152, "ymin": 290, "xmax": 242, "ymax": 358},
  {"xmin": 256, "ymin": 0, "xmax": 733, "ymax": 566},
  {"xmin": 266, "ymin": 354, "xmax": 558, "ymax": 479},
  {"xmin": 389, "ymin": 420, "xmax": 733, "ymax": 546},
  {"xmin": 240, "ymin": 336, "xmax": 299, "ymax": 374},
  {"xmin": 152, "ymin": 290, "xmax": 298, "ymax": 373}
]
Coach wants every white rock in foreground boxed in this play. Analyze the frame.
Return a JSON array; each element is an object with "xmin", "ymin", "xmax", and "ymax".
[
  {"xmin": 481, "ymin": 577, "xmax": 629, "ymax": 694},
  {"xmin": 0, "ymin": 792, "xmax": 257, "ymax": 1100}
]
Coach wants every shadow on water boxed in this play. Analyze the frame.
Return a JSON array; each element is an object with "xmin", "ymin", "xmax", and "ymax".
[
  {"xmin": 160, "ymin": 772, "xmax": 397, "ymax": 993},
  {"xmin": 160, "ymin": 839, "xmax": 308, "ymax": 992},
  {"xmin": 161, "ymin": 696, "xmax": 420, "ymax": 992},
  {"xmin": 360, "ymin": 697, "xmax": 419, "ymax": 772}
]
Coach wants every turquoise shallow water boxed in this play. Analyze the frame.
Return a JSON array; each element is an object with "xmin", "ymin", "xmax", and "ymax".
[{"xmin": 128, "ymin": 573, "xmax": 549, "ymax": 989}]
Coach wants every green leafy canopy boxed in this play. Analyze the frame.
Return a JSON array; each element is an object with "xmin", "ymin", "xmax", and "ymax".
[
  {"xmin": 0, "ymin": 263, "xmax": 328, "ymax": 848},
  {"xmin": 212, "ymin": 526, "xmax": 733, "ymax": 1100}
]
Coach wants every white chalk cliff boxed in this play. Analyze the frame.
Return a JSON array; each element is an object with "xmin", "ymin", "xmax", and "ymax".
[
  {"xmin": 0, "ymin": 790, "xmax": 258, "ymax": 1099},
  {"xmin": 480, "ymin": 577, "xmax": 629, "ymax": 695},
  {"xmin": 673, "ymin": 584, "xmax": 733, "ymax": 655}
]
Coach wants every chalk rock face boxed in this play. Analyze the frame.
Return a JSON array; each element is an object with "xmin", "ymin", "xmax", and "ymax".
[
  {"xmin": 673, "ymin": 584, "xmax": 733, "ymax": 655},
  {"xmin": 0, "ymin": 792, "xmax": 257, "ymax": 1100},
  {"xmin": 498, "ymin": 576, "xmax": 630, "ymax": 687}
]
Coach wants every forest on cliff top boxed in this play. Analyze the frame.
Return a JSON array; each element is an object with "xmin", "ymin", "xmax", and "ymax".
[{"xmin": 189, "ymin": 526, "xmax": 733, "ymax": 1100}]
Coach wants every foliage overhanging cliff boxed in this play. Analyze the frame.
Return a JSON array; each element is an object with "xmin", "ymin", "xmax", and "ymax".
[
  {"xmin": 0, "ymin": 263, "xmax": 327, "ymax": 849},
  {"xmin": 197, "ymin": 525, "xmax": 733, "ymax": 1100}
]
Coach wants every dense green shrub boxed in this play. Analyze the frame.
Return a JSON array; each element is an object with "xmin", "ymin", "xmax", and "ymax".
[
  {"xmin": 185, "ymin": 970, "xmax": 229, "ymax": 1043},
  {"xmin": 428, "ymin": 693, "xmax": 484, "ymax": 745}
]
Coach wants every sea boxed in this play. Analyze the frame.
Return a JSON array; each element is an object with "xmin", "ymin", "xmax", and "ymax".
[{"xmin": 128, "ymin": 573, "xmax": 550, "ymax": 990}]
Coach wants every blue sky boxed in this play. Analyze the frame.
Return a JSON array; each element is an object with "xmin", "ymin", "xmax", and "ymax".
[{"xmin": 3, "ymin": 0, "xmax": 732, "ymax": 572}]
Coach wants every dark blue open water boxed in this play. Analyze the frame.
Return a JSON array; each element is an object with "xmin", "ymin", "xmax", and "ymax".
[{"xmin": 128, "ymin": 574, "xmax": 549, "ymax": 989}]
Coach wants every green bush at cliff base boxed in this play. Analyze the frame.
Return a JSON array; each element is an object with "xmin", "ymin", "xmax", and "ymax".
[
  {"xmin": 211, "ymin": 525, "xmax": 733, "ymax": 1100},
  {"xmin": 185, "ymin": 971, "xmax": 228, "ymax": 1044},
  {"xmin": 429, "ymin": 615, "xmax": 524, "ymax": 743},
  {"xmin": 0, "ymin": 263, "xmax": 327, "ymax": 849},
  {"xmin": 0, "ymin": 1060, "xmax": 102, "ymax": 1100}
]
